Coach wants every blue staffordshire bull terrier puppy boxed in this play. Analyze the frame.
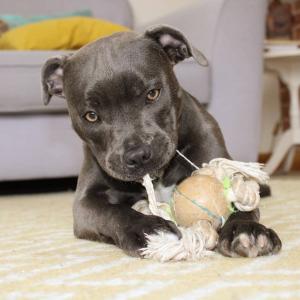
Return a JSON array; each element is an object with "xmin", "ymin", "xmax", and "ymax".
[{"xmin": 41, "ymin": 25, "xmax": 281, "ymax": 258}]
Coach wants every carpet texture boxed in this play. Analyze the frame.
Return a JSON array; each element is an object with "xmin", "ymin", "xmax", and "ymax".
[{"xmin": 0, "ymin": 175, "xmax": 300, "ymax": 300}]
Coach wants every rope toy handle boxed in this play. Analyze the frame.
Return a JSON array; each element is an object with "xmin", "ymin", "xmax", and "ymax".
[
  {"xmin": 142, "ymin": 174, "xmax": 173, "ymax": 220},
  {"xmin": 197, "ymin": 158, "xmax": 269, "ymax": 211}
]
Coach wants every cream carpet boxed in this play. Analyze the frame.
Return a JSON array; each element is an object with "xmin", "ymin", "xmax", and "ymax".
[{"xmin": 0, "ymin": 175, "xmax": 300, "ymax": 300}]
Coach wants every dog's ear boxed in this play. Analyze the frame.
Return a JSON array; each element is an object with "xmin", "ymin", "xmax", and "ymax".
[
  {"xmin": 144, "ymin": 25, "xmax": 208, "ymax": 66},
  {"xmin": 41, "ymin": 54, "xmax": 72, "ymax": 105}
]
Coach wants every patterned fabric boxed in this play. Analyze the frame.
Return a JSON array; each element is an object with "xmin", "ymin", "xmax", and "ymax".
[
  {"xmin": 0, "ymin": 175, "xmax": 299, "ymax": 299},
  {"xmin": 0, "ymin": 10, "xmax": 92, "ymax": 28}
]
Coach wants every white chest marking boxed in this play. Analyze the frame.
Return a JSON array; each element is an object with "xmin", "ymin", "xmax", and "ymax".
[{"xmin": 154, "ymin": 183, "xmax": 176, "ymax": 203}]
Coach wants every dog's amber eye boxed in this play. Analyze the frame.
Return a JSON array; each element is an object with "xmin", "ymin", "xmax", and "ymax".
[
  {"xmin": 147, "ymin": 89, "xmax": 160, "ymax": 102},
  {"xmin": 84, "ymin": 111, "xmax": 98, "ymax": 123}
]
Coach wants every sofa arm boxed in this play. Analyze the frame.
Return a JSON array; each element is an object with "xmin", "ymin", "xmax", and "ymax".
[
  {"xmin": 132, "ymin": 0, "xmax": 227, "ymax": 104},
  {"xmin": 133, "ymin": 0, "xmax": 268, "ymax": 161},
  {"xmin": 132, "ymin": 0, "xmax": 225, "ymax": 59},
  {"xmin": 208, "ymin": 0, "xmax": 268, "ymax": 161}
]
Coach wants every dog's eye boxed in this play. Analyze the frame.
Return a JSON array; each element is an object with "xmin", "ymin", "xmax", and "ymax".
[
  {"xmin": 147, "ymin": 89, "xmax": 161, "ymax": 102},
  {"xmin": 84, "ymin": 111, "xmax": 98, "ymax": 123}
]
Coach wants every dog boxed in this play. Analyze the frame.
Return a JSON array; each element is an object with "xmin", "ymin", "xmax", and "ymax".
[{"xmin": 41, "ymin": 25, "xmax": 281, "ymax": 258}]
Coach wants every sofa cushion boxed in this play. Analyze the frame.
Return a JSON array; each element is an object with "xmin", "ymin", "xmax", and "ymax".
[
  {"xmin": 0, "ymin": 51, "xmax": 70, "ymax": 114},
  {"xmin": 0, "ymin": 51, "xmax": 210, "ymax": 115},
  {"xmin": 0, "ymin": 114, "xmax": 82, "ymax": 180}
]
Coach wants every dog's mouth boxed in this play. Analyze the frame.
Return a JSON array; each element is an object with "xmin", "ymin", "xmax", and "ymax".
[
  {"xmin": 103, "ymin": 151, "xmax": 175, "ymax": 183},
  {"xmin": 133, "ymin": 166, "xmax": 165, "ymax": 182},
  {"xmin": 99, "ymin": 143, "xmax": 177, "ymax": 183},
  {"xmin": 123, "ymin": 147, "xmax": 177, "ymax": 182},
  {"xmin": 106, "ymin": 162, "xmax": 167, "ymax": 183}
]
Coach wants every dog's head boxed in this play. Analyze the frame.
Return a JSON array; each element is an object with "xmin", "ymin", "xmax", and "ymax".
[{"xmin": 41, "ymin": 25, "xmax": 208, "ymax": 182}]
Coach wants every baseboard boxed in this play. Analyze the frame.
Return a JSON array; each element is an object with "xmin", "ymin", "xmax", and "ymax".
[{"xmin": 259, "ymin": 148, "xmax": 300, "ymax": 170}]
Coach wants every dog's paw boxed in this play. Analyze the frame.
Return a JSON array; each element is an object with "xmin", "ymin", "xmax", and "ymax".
[
  {"xmin": 118, "ymin": 215, "xmax": 181, "ymax": 257},
  {"xmin": 218, "ymin": 221, "xmax": 281, "ymax": 258}
]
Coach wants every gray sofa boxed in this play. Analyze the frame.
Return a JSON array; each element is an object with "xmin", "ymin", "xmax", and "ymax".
[{"xmin": 0, "ymin": 0, "xmax": 267, "ymax": 181}]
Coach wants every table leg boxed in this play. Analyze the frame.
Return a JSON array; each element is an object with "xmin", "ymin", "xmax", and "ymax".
[
  {"xmin": 281, "ymin": 82, "xmax": 300, "ymax": 172},
  {"xmin": 263, "ymin": 63, "xmax": 300, "ymax": 174},
  {"xmin": 283, "ymin": 146, "xmax": 296, "ymax": 172},
  {"xmin": 288, "ymin": 82, "xmax": 300, "ymax": 130},
  {"xmin": 264, "ymin": 129, "xmax": 293, "ymax": 174}
]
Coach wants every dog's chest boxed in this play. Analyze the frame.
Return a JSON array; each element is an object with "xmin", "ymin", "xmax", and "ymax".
[{"xmin": 154, "ymin": 182, "xmax": 176, "ymax": 203}]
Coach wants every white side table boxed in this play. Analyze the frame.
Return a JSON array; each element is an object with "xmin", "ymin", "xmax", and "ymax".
[{"xmin": 264, "ymin": 50, "xmax": 300, "ymax": 174}]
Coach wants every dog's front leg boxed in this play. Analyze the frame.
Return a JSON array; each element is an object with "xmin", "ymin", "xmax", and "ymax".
[
  {"xmin": 73, "ymin": 191, "xmax": 180, "ymax": 257},
  {"xmin": 217, "ymin": 209, "xmax": 282, "ymax": 257}
]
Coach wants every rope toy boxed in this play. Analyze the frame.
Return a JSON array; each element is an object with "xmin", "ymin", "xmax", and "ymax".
[{"xmin": 132, "ymin": 151, "xmax": 269, "ymax": 262}]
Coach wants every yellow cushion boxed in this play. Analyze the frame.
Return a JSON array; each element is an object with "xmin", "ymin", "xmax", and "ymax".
[{"xmin": 0, "ymin": 17, "xmax": 130, "ymax": 50}]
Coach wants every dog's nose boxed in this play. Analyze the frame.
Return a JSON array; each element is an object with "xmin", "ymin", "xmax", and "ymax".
[{"xmin": 124, "ymin": 145, "xmax": 152, "ymax": 169}]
